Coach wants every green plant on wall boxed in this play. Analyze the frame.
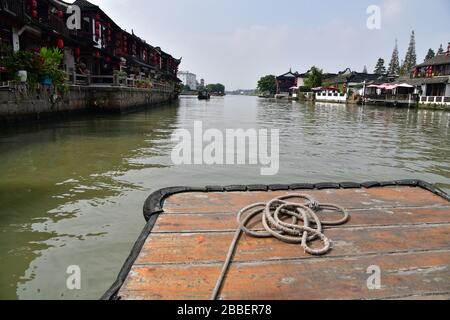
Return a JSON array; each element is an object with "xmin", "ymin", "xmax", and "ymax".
[
  {"xmin": 4, "ymin": 50, "xmax": 34, "ymax": 76},
  {"xmin": 39, "ymin": 47, "xmax": 67, "ymax": 92},
  {"xmin": 3, "ymin": 47, "xmax": 67, "ymax": 92}
]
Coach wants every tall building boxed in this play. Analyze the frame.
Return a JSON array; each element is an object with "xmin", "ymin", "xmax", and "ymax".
[{"xmin": 177, "ymin": 71, "xmax": 197, "ymax": 90}]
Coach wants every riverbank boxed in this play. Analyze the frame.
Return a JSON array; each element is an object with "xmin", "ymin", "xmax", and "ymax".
[
  {"xmin": 278, "ymin": 93, "xmax": 450, "ymax": 111},
  {"xmin": 0, "ymin": 84, "xmax": 177, "ymax": 123}
]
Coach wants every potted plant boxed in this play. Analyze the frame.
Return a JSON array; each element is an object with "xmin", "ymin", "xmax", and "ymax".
[
  {"xmin": 39, "ymin": 47, "xmax": 64, "ymax": 87},
  {"xmin": 4, "ymin": 50, "xmax": 33, "ymax": 82}
]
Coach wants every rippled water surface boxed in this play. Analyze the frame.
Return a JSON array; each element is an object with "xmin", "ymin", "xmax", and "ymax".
[{"xmin": 0, "ymin": 96, "xmax": 449, "ymax": 299}]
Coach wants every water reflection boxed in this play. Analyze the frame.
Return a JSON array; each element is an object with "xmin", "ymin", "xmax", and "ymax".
[
  {"xmin": 0, "ymin": 105, "xmax": 178, "ymax": 299},
  {"xmin": 0, "ymin": 97, "xmax": 449, "ymax": 299}
]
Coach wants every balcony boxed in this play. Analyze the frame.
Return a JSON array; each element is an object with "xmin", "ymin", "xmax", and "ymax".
[{"xmin": 0, "ymin": 0, "xmax": 24, "ymax": 18}]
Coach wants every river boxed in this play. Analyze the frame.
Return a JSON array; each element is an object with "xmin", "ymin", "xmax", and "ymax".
[{"xmin": 0, "ymin": 95, "xmax": 449, "ymax": 299}]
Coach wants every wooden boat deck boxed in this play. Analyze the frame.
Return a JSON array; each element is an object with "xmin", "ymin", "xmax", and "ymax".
[{"xmin": 104, "ymin": 181, "xmax": 450, "ymax": 300}]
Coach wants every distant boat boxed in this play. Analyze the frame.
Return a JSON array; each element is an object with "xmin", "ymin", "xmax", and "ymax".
[{"xmin": 198, "ymin": 90, "xmax": 211, "ymax": 100}]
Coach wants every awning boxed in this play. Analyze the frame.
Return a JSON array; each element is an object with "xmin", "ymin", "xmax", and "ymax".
[
  {"xmin": 396, "ymin": 83, "xmax": 414, "ymax": 88},
  {"xmin": 367, "ymin": 83, "xmax": 414, "ymax": 90}
]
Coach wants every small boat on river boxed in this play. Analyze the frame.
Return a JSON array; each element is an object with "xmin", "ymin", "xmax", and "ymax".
[
  {"xmin": 103, "ymin": 180, "xmax": 450, "ymax": 300},
  {"xmin": 198, "ymin": 90, "xmax": 211, "ymax": 100}
]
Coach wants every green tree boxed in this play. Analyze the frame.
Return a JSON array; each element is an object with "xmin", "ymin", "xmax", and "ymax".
[
  {"xmin": 304, "ymin": 66, "xmax": 323, "ymax": 89},
  {"xmin": 215, "ymin": 83, "xmax": 225, "ymax": 94},
  {"xmin": 425, "ymin": 48, "xmax": 435, "ymax": 61},
  {"xmin": 400, "ymin": 59, "xmax": 406, "ymax": 76},
  {"xmin": 206, "ymin": 83, "xmax": 225, "ymax": 94},
  {"xmin": 388, "ymin": 40, "xmax": 401, "ymax": 75},
  {"xmin": 437, "ymin": 44, "xmax": 444, "ymax": 55},
  {"xmin": 362, "ymin": 65, "xmax": 368, "ymax": 73},
  {"xmin": 402, "ymin": 30, "xmax": 417, "ymax": 75},
  {"xmin": 257, "ymin": 75, "xmax": 277, "ymax": 94},
  {"xmin": 374, "ymin": 58, "xmax": 386, "ymax": 75}
]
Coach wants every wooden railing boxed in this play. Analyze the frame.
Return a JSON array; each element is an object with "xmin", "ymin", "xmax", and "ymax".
[
  {"xmin": 365, "ymin": 94, "xmax": 417, "ymax": 101},
  {"xmin": 0, "ymin": 0, "xmax": 23, "ymax": 18},
  {"xmin": 67, "ymin": 72, "xmax": 174, "ymax": 93},
  {"xmin": 420, "ymin": 96, "xmax": 450, "ymax": 104},
  {"xmin": 0, "ymin": 81, "xmax": 13, "ymax": 88}
]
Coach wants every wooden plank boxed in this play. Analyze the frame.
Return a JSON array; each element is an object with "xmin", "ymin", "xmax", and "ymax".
[
  {"xmin": 152, "ymin": 206, "xmax": 450, "ymax": 233},
  {"xmin": 118, "ymin": 250, "xmax": 450, "ymax": 300},
  {"xmin": 163, "ymin": 187, "xmax": 449, "ymax": 214},
  {"xmin": 136, "ymin": 224, "xmax": 450, "ymax": 265},
  {"xmin": 116, "ymin": 186, "xmax": 450, "ymax": 300}
]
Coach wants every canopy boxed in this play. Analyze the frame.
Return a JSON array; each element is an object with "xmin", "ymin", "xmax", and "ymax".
[
  {"xmin": 396, "ymin": 83, "xmax": 414, "ymax": 88},
  {"xmin": 367, "ymin": 83, "xmax": 414, "ymax": 90}
]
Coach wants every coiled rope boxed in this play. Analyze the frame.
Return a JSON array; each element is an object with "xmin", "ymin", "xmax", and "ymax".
[{"xmin": 211, "ymin": 194, "xmax": 350, "ymax": 300}]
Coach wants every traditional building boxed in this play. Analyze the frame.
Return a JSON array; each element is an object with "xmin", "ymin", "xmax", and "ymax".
[
  {"xmin": 411, "ymin": 52, "xmax": 450, "ymax": 97},
  {"xmin": 276, "ymin": 69, "xmax": 299, "ymax": 96},
  {"xmin": 0, "ymin": 0, "xmax": 181, "ymax": 84},
  {"xmin": 326, "ymin": 68, "xmax": 383, "ymax": 94}
]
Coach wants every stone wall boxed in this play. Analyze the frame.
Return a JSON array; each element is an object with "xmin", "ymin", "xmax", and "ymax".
[{"xmin": 0, "ymin": 85, "xmax": 176, "ymax": 122}]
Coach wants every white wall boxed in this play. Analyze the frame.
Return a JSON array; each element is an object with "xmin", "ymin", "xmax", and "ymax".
[{"xmin": 315, "ymin": 91, "xmax": 347, "ymax": 103}]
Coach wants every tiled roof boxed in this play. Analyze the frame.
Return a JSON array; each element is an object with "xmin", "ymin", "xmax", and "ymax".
[
  {"xmin": 329, "ymin": 71, "xmax": 383, "ymax": 84},
  {"xmin": 73, "ymin": 0, "xmax": 99, "ymax": 10},
  {"xmin": 395, "ymin": 76, "xmax": 449, "ymax": 86},
  {"xmin": 277, "ymin": 70, "xmax": 299, "ymax": 79},
  {"xmin": 416, "ymin": 54, "xmax": 450, "ymax": 68}
]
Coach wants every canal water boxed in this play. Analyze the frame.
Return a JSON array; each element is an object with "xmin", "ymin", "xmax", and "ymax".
[{"xmin": 0, "ymin": 96, "xmax": 449, "ymax": 299}]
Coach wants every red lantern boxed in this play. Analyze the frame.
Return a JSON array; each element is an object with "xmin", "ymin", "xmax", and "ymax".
[
  {"xmin": 94, "ymin": 51, "xmax": 100, "ymax": 59},
  {"xmin": 31, "ymin": 0, "xmax": 38, "ymax": 9},
  {"xmin": 74, "ymin": 47, "xmax": 80, "ymax": 56},
  {"xmin": 57, "ymin": 10, "xmax": 64, "ymax": 18},
  {"xmin": 57, "ymin": 38, "xmax": 64, "ymax": 49},
  {"xmin": 96, "ymin": 14, "xmax": 100, "ymax": 20},
  {"xmin": 32, "ymin": 10, "xmax": 38, "ymax": 18}
]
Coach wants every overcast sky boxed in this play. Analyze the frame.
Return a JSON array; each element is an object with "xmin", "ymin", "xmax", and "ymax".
[{"xmin": 69, "ymin": 0, "xmax": 450, "ymax": 90}]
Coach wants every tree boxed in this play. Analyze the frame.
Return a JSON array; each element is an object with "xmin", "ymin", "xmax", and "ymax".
[
  {"xmin": 400, "ymin": 59, "xmax": 406, "ymax": 76},
  {"xmin": 388, "ymin": 39, "xmax": 401, "ymax": 75},
  {"xmin": 214, "ymin": 83, "xmax": 225, "ymax": 94},
  {"xmin": 402, "ymin": 30, "xmax": 417, "ymax": 75},
  {"xmin": 437, "ymin": 44, "xmax": 444, "ymax": 55},
  {"xmin": 425, "ymin": 48, "xmax": 435, "ymax": 61},
  {"xmin": 374, "ymin": 58, "xmax": 386, "ymax": 75},
  {"xmin": 206, "ymin": 83, "xmax": 225, "ymax": 94},
  {"xmin": 257, "ymin": 75, "xmax": 277, "ymax": 94},
  {"xmin": 362, "ymin": 65, "xmax": 368, "ymax": 73},
  {"xmin": 304, "ymin": 66, "xmax": 323, "ymax": 89}
]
